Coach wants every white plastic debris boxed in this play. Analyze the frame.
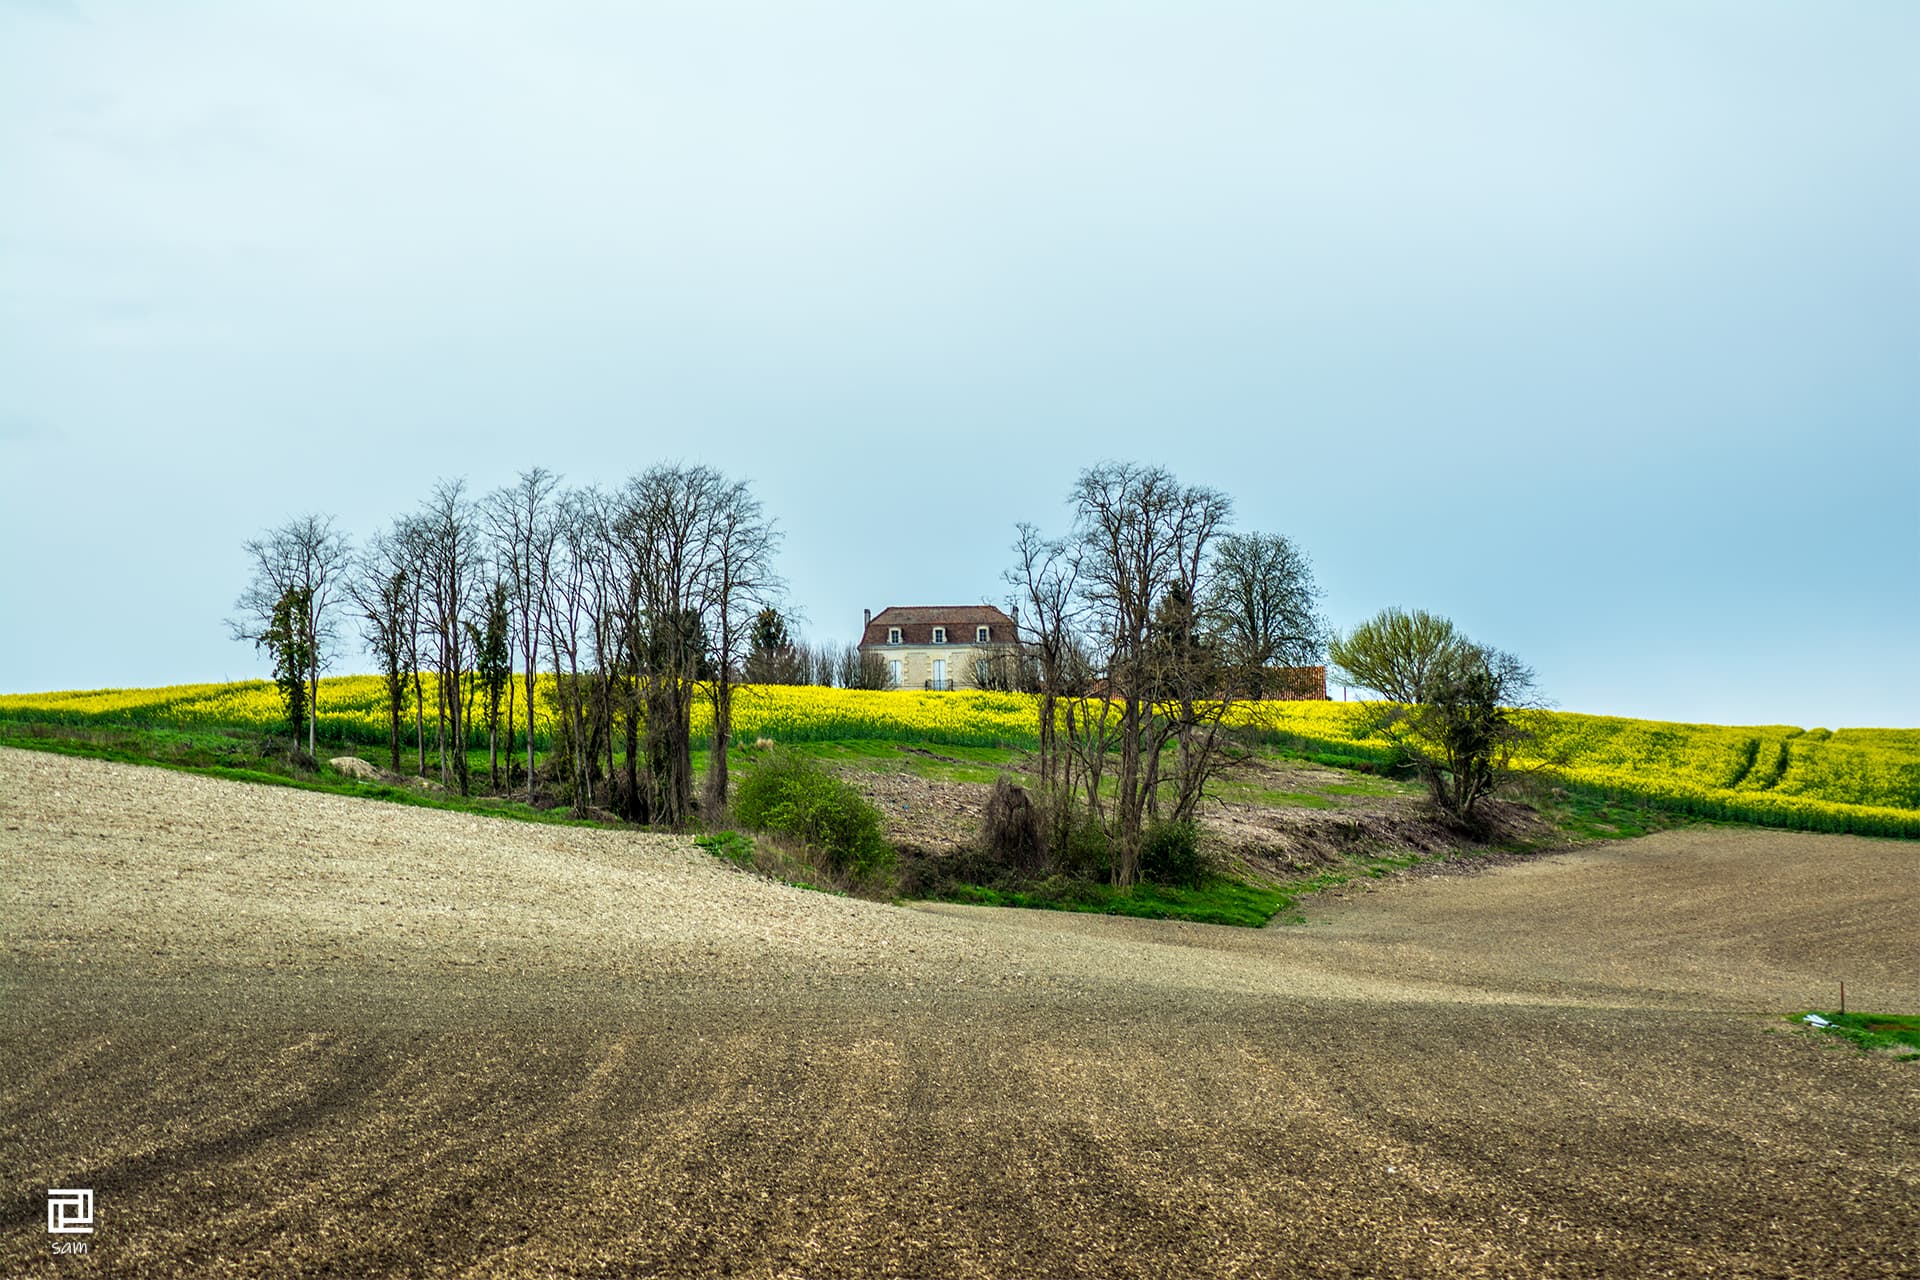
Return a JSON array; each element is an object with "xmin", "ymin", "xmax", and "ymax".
[{"xmin": 1802, "ymin": 1014, "xmax": 1832, "ymax": 1028}]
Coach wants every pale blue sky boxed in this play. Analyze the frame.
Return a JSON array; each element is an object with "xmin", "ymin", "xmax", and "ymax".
[{"xmin": 2, "ymin": 2, "xmax": 1915, "ymax": 727}]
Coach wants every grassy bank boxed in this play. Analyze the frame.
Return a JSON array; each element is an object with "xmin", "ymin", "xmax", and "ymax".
[
  {"xmin": 0, "ymin": 720, "xmax": 595, "ymax": 829},
  {"xmin": 9, "ymin": 699, "xmax": 1904, "ymax": 933},
  {"xmin": 5, "ymin": 676, "xmax": 1917, "ymax": 836},
  {"xmin": 1794, "ymin": 1011, "xmax": 1920, "ymax": 1061},
  {"xmin": 929, "ymin": 849, "xmax": 1435, "ymax": 929}
]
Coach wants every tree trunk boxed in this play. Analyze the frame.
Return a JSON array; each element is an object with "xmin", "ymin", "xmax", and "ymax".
[
  {"xmin": 1037, "ymin": 689, "xmax": 1056, "ymax": 797},
  {"xmin": 488, "ymin": 691, "xmax": 499, "ymax": 792},
  {"xmin": 524, "ymin": 663, "xmax": 538, "ymax": 805},
  {"xmin": 1141, "ymin": 719, "xmax": 1163, "ymax": 824},
  {"xmin": 707, "ymin": 673, "xmax": 733, "ymax": 810},
  {"xmin": 1114, "ymin": 697, "xmax": 1144, "ymax": 887},
  {"xmin": 602, "ymin": 676, "xmax": 616, "ymax": 810},
  {"xmin": 1176, "ymin": 697, "xmax": 1196, "ymax": 800},
  {"xmin": 673, "ymin": 670, "xmax": 695, "ymax": 824},
  {"xmin": 549, "ymin": 632, "xmax": 590, "ymax": 815},
  {"xmin": 453, "ymin": 655, "xmax": 472, "ymax": 797},
  {"xmin": 306, "ymin": 613, "xmax": 319, "ymax": 760},
  {"xmin": 503, "ymin": 677, "xmax": 515, "ymax": 790},
  {"xmin": 387, "ymin": 681, "xmax": 402, "ymax": 774},
  {"xmin": 623, "ymin": 679, "xmax": 641, "ymax": 822},
  {"xmin": 644, "ymin": 678, "xmax": 674, "ymax": 826}
]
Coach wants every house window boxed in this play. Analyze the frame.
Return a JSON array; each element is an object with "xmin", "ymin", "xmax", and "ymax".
[
  {"xmin": 932, "ymin": 627, "xmax": 946, "ymax": 644},
  {"xmin": 888, "ymin": 659, "xmax": 901, "ymax": 688},
  {"xmin": 976, "ymin": 626, "xmax": 990, "ymax": 643},
  {"xmin": 888, "ymin": 627, "xmax": 901, "ymax": 644}
]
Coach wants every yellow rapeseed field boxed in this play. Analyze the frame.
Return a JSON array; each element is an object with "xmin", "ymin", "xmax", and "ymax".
[{"xmin": 3, "ymin": 678, "xmax": 1915, "ymax": 836}]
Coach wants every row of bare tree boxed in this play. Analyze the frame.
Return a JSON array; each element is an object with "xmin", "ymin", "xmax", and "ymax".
[{"xmin": 232, "ymin": 465, "xmax": 784, "ymax": 822}]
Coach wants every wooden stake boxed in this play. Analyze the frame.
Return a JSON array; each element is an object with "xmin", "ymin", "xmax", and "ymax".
[{"xmin": 1840, "ymin": 980, "xmax": 1846, "ymax": 1017}]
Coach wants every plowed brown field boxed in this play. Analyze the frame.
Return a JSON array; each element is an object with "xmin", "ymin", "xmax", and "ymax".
[{"xmin": 3, "ymin": 748, "xmax": 1916, "ymax": 1278}]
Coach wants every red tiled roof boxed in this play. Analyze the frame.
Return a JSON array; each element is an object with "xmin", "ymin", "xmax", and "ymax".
[
  {"xmin": 861, "ymin": 605, "xmax": 1016, "ymax": 648},
  {"xmin": 1261, "ymin": 665, "xmax": 1328, "ymax": 700}
]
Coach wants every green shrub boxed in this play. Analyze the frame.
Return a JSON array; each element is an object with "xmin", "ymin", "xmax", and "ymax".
[
  {"xmin": 1140, "ymin": 819, "xmax": 1204, "ymax": 888},
  {"xmin": 693, "ymin": 829, "xmax": 756, "ymax": 868},
  {"xmin": 734, "ymin": 748, "xmax": 894, "ymax": 877},
  {"xmin": 1056, "ymin": 811, "xmax": 1112, "ymax": 880}
]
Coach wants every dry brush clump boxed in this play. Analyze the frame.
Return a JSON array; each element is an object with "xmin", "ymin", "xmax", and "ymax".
[
  {"xmin": 952, "ymin": 773, "xmax": 1212, "ymax": 891},
  {"xmin": 979, "ymin": 773, "xmax": 1048, "ymax": 877}
]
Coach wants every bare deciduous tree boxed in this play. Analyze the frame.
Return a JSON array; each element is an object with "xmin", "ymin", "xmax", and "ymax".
[
  {"xmin": 543, "ymin": 487, "xmax": 601, "ymax": 814},
  {"xmin": 967, "ymin": 648, "xmax": 1034, "ymax": 693},
  {"xmin": 1006, "ymin": 465, "xmax": 1245, "ymax": 886},
  {"xmin": 416, "ymin": 481, "xmax": 481, "ymax": 795},
  {"xmin": 701, "ymin": 479, "xmax": 782, "ymax": 812},
  {"xmin": 1005, "ymin": 523, "xmax": 1083, "ymax": 821},
  {"xmin": 804, "ymin": 642, "xmax": 840, "ymax": 687},
  {"xmin": 470, "ymin": 579, "xmax": 512, "ymax": 790},
  {"xmin": 231, "ymin": 514, "xmax": 351, "ymax": 758},
  {"xmin": 1205, "ymin": 532, "xmax": 1327, "ymax": 698},
  {"xmin": 835, "ymin": 643, "xmax": 892, "ymax": 690},
  {"xmin": 347, "ymin": 527, "xmax": 418, "ymax": 773},
  {"xmin": 393, "ymin": 517, "xmax": 432, "ymax": 776},
  {"xmin": 1069, "ymin": 462, "xmax": 1233, "ymax": 885},
  {"xmin": 612, "ymin": 464, "xmax": 726, "ymax": 827},
  {"xmin": 485, "ymin": 467, "xmax": 561, "ymax": 804}
]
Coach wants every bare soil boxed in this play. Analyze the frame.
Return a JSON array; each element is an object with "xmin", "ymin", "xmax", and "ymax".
[
  {"xmin": 3, "ymin": 747, "xmax": 1917, "ymax": 1278},
  {"xmin": 852, "ymin": 766, "xmax": 987, "ymax": 856}
]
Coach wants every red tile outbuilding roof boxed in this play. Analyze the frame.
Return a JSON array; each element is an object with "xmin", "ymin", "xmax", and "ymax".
[{"xmin": 1261, "ymin": 665, "xmax": 1328, "ymax": 700}]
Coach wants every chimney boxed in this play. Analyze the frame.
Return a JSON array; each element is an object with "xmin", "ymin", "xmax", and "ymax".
[{"xmin": 863, "ymin": 608, "xmax": 871, "ymax": 634}]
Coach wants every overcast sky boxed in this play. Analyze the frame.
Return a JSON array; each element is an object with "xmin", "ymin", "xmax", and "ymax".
[{"xmin": 2, "ymin": 2, "xmax": 1915, "ymax": 727}]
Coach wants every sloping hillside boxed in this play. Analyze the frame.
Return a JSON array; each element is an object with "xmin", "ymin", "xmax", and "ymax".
[{"xmin": 3, "ymin": 748, "xmax": 1916, "ymax": 1278}]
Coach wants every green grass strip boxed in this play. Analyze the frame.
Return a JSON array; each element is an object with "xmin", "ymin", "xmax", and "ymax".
[
  {"xmin": 1792, "ymin": 1011, "xmax": 1920, "ymax": 1061},
  {"xmin": 0, "ymin": 730, "xmax": 603, "ymax": 830}
]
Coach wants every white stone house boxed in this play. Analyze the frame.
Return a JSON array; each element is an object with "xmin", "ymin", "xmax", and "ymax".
[{"xmin": 858, "ymin": 605, "xmax": 1019, "ymax": 691}]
